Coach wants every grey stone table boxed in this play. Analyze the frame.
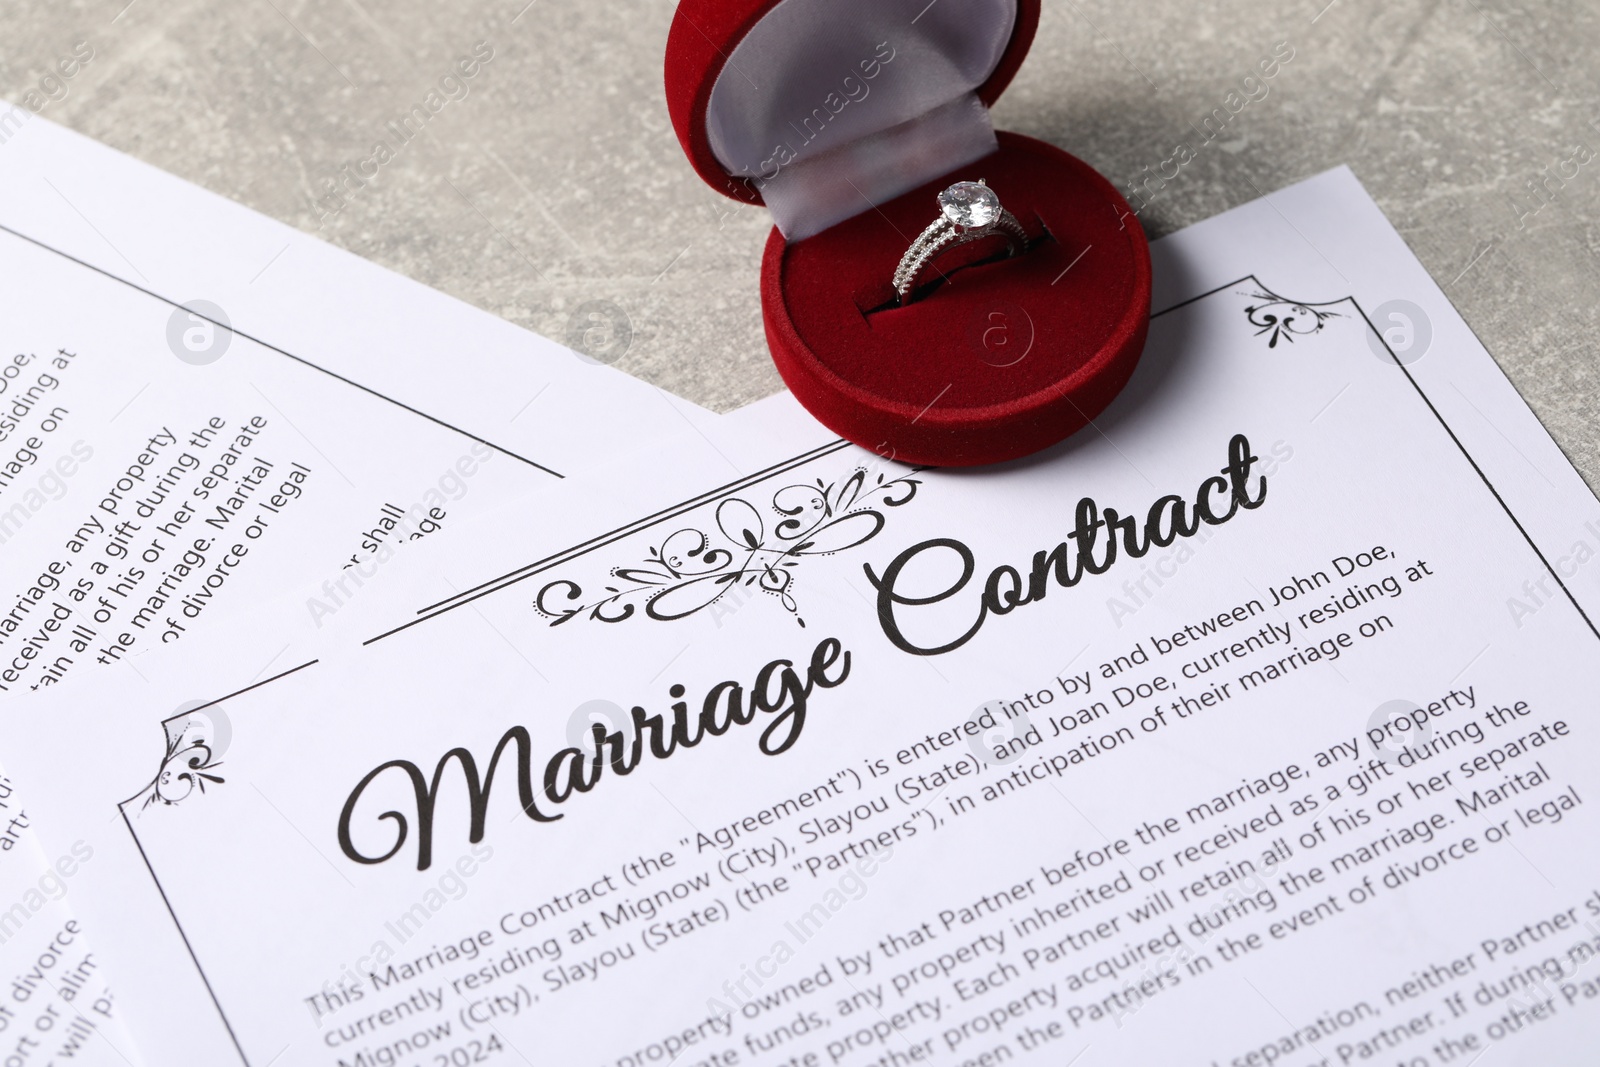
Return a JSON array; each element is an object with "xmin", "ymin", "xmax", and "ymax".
[{"xmin": 4, "ymin": 0, "xmax": 1596, "ymax": 488}]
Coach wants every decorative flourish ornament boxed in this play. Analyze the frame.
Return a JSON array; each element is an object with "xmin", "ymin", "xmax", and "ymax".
[
  {"xmin": 136, "ymin": 708, "xmax": 227, "ymax": 809},
  {"xmin": 1241, "ymin": 287, "xmax": 1342, "ymax": 347},
  {"xmin": 535, "ymin": 464, "xmax": 924, "ymax": 628}
]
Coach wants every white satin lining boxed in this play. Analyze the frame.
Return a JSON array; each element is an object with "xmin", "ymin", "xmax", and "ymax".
[{"xmin": 705, "ymin": 0, "xmax": 1016, "ymax": 240}]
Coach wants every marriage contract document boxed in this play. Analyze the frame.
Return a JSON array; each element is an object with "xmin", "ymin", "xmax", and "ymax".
[{"xmin": 9, "ymin": 168, "xmax": 1600, "ymax": 1066}]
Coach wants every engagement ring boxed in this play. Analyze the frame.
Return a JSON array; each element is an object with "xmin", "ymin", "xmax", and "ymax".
[{"xmin": 893, "ymin": 180, "xmax": 1028, "ymax": 305}]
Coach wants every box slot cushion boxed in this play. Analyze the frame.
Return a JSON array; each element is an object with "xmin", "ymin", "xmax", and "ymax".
[{"xmin": 762, "ymin": 132, "xmax": 1151, "ymax": 466}]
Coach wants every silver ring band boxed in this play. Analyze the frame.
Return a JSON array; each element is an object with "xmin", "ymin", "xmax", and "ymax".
[{"xmin": 894, "ymin": 181, "xmax": 1027, "ymax": 304}]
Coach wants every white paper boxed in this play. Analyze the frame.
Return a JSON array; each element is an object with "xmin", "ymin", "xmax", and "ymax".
[
  {"xmin": 12, "ymin": 167, "xmax": 1600, "ymax": 1067},
  {"xmin": 0, "ymin": 110, "xmax": 711, "ymax": 696},
  {"xmin": 0, "ymin": 111, "xmax": 710, "ymax": 1066}
]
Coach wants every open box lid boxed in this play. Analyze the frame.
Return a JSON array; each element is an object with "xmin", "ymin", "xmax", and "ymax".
[{"xmin": 666, "ymin": 0, "xmax": 1041, "ymax": 240}]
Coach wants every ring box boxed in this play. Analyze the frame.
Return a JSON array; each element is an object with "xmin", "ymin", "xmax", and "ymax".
[{"xmin": 666, "ymin": 0, "xmax": 1150, "ymax": 466}]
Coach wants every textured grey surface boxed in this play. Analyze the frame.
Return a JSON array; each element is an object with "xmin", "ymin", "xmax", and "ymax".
[{"xmin": 3, "ymin": 0, "xmax": 1596, "ymax": 487}]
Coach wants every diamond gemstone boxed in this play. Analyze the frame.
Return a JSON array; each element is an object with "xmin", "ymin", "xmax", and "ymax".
[{"xmin": 938, "ymin": 181, "xmax": 1000, "ymax": 228}]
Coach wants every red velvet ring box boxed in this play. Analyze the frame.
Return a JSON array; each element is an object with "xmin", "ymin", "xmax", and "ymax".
[{"xmin": 666, "ymin": 0, "xmax": 1151, "ymax": 466}]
